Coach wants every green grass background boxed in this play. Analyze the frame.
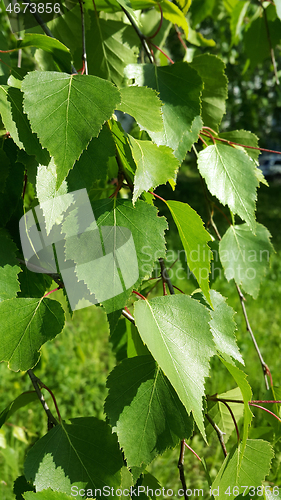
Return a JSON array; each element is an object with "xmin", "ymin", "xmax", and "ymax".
[{"xmin": 1, "ymin": 168, "xmax": 280, "ymax": 498}]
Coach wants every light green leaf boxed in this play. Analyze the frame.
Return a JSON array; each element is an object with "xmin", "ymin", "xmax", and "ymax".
[
  {"xmin": 36, "ymin": 159, "xmax": 70, "ymax": 236},
  {"xmin": 209, "ymin": 290, "xmax": 243, "ymax": 364},
  {"xmin": 115, "ymin": 0, "xmax": 140, "ymax": 25},
  {"xmin": 197, "ymin": 143, "xmax": 258, "ymax": 230},
  {"xmin": 24, "ymin": 490, "xmax": 73, "ymax": 500},
  {"xmin": 190, "ymin": 54, "xmax": 228, "ymax": 132},
  {"xmin": 0, "ymin": 391, "xmax": 38, "ymax": 428},
  {"xmin": 87, "ymin": 13, "xmax": 139, "ymax": 86},
  {"xmin": 134, "ymin": 295, "xmax": 216, "ymax": 438},
  {"xmin": 105, "ymin": 355, "xmax": 193, "ymax": 469},
  {"xmin": 207, "ymin": 387, "xmax": 244, "ymax": 443},
  {"xmin": 221, "ymin": 359, "xmax": 252, "ymax": 456},
  {"xmin": 24, "ymin": 417, "xmax": 123, "ymax": 495},
  {"xmin": 174, "ymin": 0, "xmax": 191, "ymax": 15},
  {"xmin": 219, "ymin": 129, "xmax": 260, "ymax": 161},
  {"xmin": 211, "ymin": 439, "xmax": 274, "ymax": 499},
  {"xmin": 15, "ymin": 34, "xmax": 72, "ymax": 73},
  {"xmin": 125, "ymin": 62, "xmax": 203, "ymax": 162},
  {"xmin": 116, "ymin": 86, "xmax": 163, "ymax": 133},
  {"xmin": 0, "ymin": 85, "xmax": 50, "ymax": 164},
  {"xmin": 219, "ymin": 223, "xmax": 274, "ymax": 298},
  {"xmin": 0, "ymin": 229, "xmax": 21, "ymax": 303},
  {"xmin": 0, "ymin": 297, "xmax": 65, "ymax": 371},
  {"xmin": 160, "ymin": 0, "xmax": 189, "ymax": 37},
  {"xmin": 22, "ymin": 72, "xmax": 120, "ymax": 187},
  {"xmin": 129, "ymin": 137, "xmax": 179, "ymax": 203},
  {"xmin": 165, "ymin": 200, "xmax": 212, "ymax": 305},
  {"xmin": 67, "ymin": 125, "xmax": 116, "ymax": 192},
  {"xmin": 276, "ymin": 0, "xmax": 281, "ymax": 21},
  {"xmin": 110, "ymin": 120, "xmax": 136, "ymax": 176},
  {"xmin": 64, "ymin": 198, "xmax": 167, "ymax": 313},
  {"xmin": 230, "ymin": 1, "xmax": 250, "ymax": 45}
]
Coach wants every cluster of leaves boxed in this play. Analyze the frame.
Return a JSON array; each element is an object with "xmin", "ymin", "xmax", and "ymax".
[{"xmin": 0, "ymin": 0, "xmax": 281, "ymax": 498}]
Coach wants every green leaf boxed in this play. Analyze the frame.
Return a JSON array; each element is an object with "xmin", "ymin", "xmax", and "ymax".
[
  {"xmin": 197, "ymin": 143, "xmax": 258, "ymax": 230},
  {"xmin": 18, "ymin": 267, "xmax": 52, "ymax": 299},
  {"xmin": 207, "ymin": 387, "xmax": 244, "ymax": 443},
  {"xmin": 125, "ymin": 62, "xmax": 203, "ymax": 162},
  {"xmin": 0, "ymin": 297, "xmax": 65, "ymax": 371},
  {"xmin": 0, "ymin": 229, "xmax": 21, "ymax": 303},
  {"xmin": 13, "ymin": 475, "xmax": 35, "ymax": 499},
  {"xmin": 67, "ymin": 125, "xmax": 115, "ymax": 192},
  {"xmin": 244, "ymin": 15, "xmax": 281, "ymax": 70},
  {"xmin": 134, "ymin": 295, "xmax": 215, "ymax": 438},
  {"xmin": 221, "ymin": 359, "xmax": 252, "ymax": 455},
  {"xmin": 276, "ymin": 0, "xmax": 281, "ymax": 21},
  {"xmin": 116, "ymin": 86, "xmax": 163, "ymax": 133},
  {"xmin": 174, "ymin": 0, "xmax": 191, "ymax": 15},
  {"xmin": 209, "ymin": 290, "xmax": 243, "ymax": 364},
  {"xmin": 211, "ymin": 439, "xmax": 274, "ymax": 499},
  {"xmin": 0, "ymin": 391, "xmax": 37, "ymax": 429},
  {"xmin": 190, "ymin": 54, "xmax": 228, "ymax": 132},
  {"xmin": 160, "ymin": 0, "xmax": 189, "ymax": 38},
  {"xmin": 0, "ymin": 143, "xmax": 10, "ymax": 192},
  {"xmin": 0, "ymin": 85, "xmax": 50, "ymax": 164},
  {"xmin": 15, "ymin": 34, "xmax": 72, "ymax": 73},
  {"xmin": 219, "ymin": 223, "xmax": 274, "ymax": 298},
  {"xmin": 230, "ymin": 1, "xmax": 250, "ymax": 45},
  {"xmin": 36, "ymin": 159, "xmax": 70, "ymax": 236},
  {"xmin": 24, "ymin": 417, "xmax": 123, "ymax": 495},
  {"xmin": 24, "ymin": 491, "xmax": 72, "ymax": 500},
  {"xmin": 189, "ymin": 0, "xmax": 215, "ymax": 26},
  {"xmin": 64, "ymin": 198, "xmax": 167, "ymax": 313},
  {"xmin": 110, "ymin": 120, "xmax": 136, "ymax": 176},
  {"xmin": 165, "ymin": 200, "xmax": 212, "ymax": 305},
  {"xmin": 105, "ymin": 355, "xmax": 193, "ymax": 469},
  {"xmin": 0, "ymin": 31, "xmax": 11, "ymax": 85},
  {"xmin": 87, "ymin": 13, "xmax": 139, "ymax": 86},
  {"xmin": 129, "ymin": 137, "xmax": 179, "ymax": 203},
  {"xmin": 22, "ymin": 72, "xmax": 120, "ymax": 186},
  {"xmin": 218, "ymin": 129, "xmax": 260, "ymax": 161}
]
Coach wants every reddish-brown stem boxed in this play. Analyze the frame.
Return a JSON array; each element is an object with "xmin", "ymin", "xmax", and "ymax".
[
  {"xmin": 219, "ymin": 400, "xmax": 240, "ymax": 442},
  {"xmin": 249, "ymin": 403, "xmax": 281, "ymax": 422},
  {"xmin": 148, "ymin": 191, "xmax": 166, "ymax": 203},
  {"xmin": 175, "ymin": 25, "xmax": 188, "ymax": 50},
  {"xmin": 40, "ymin": 383, "xmax": 62, "ymax": 422},
  {"xmin": 132, "ymin": 290, "xmax": 147, "ymax": 300},
  {"xmin": 200, "ymin": 131, "xmax": 281, "ymax": 155},
  {"xmin": 43, "ymin": 283, "xmax": 64, "ymax": 298},
  {"xmin": 172, "ymin": 285, "xmax": 185, "ymax": 294},
  {"xmin": 109, "ymin": 173, "xmax": 124, "ymax": 198},
  {"xmin": 148, "ymin": 41, "xmax": 174, "ymax": 64},
  {"xmin": 199, "ymin": 134, "xmax": 208, "ymax": 147},
  {"xmin": 183, "ymin": 440, "xmax": 202, "ymax": 462},
  {"xmin": 202, "ymin": 126, "xmax": 218, "ymax": 136},
  {"xmin": 148, "ymin": 2, "xmax": 163, "ymax": 39}
]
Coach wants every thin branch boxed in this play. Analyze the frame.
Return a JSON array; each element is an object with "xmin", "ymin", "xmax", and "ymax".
[
  {"xmin": 178, "ymin": 440, "xmax": 188, "ymax": 500},
  {"xmin": 23, "ymin": 0, "xmax": 77, "ymax": 74},
  {"xmin": 260, "ymin": 1, "xmax": 280, "ymax": 85},
  {"xmin": 249, "ymin": 403, "xmax": 281, "ymax": 422},
  {"xmin": 159, "ymin": 258, "xmax": 175, "ymax": 295},
  {"xmin": 122, "ymin": 308, "xmax": 135, "ymax": 324},
  {"xmin": 219, "ymin": 400, "xmax": 240, "ymax": 442},
  {"xmin": 205, "ymin": 414, "xmax": 227, "ymax": 457},
  {"xmin": 201, "ymin": 131, "xmax": 281, "ymax": 155},
  {"xmin": 148, "ymin": 41, "xmax": 174, "ymax": 64},
  {"xmin": 236, "ymin": 283, "xmax": 270, "ymax": 390},
  {"xmin": 27, "ymin": 369, "xmax": 58, "ymax": 429},
  {"xmin": 174, "ymin": 24, "xmax": 188, "ymax": 51},
  {"xmin": 183, "ymin": 440, "xmax": 202, "ymax": 462},
  {"xmin": 121, "ymin": 7, "xmax": 154, "ymax": 63},
  {"xmin": 132, "ymin": 290, "xmax": 147, "ymax": 300},
  {"xmin": 79, "ymin": 0, "xmax": 88, "ymax": 75}
]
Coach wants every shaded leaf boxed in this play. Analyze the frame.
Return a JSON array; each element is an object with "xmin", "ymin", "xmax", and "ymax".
[
  {"xmin": 134, "ymin": 295, "xmax": 215, "ymax": 438},
  {"xmin": 0, "ymin": 229, "xmax": 21, "ymax": 303},
  {"xmin": 190, "ymin": 54, "xmax": 228, "ymax": 132},
  {"xmin": 0, "ymin": 391, "xmax": 37, "ymax": 428},
  {"xmin": 219, "ymin": 223, "xmax": 274, "ymax": 298},
  {"xmin": 207, "ymin": 387, "xmax": 244, "ymax": 443},
  {"xmin": 87, "ymin": 14, "xmax": 139, "ymax": 86},
  {"xmin": 15, "ymin": 34, "xmax": 72, "ymax": 73},
  {"xmin": 22, "ymin": 72, "xmax": 120, "ymax": 186},
  {"xmin": 125, "ymin": 62, "xmax": 203, "ymax": 162},
  {"xmin": 197, "ymin": 143, "xmax": 258, "ymax": 230},
  {"xmin": 105, "ymin": 355, "xmax": 193, "ymax": 469},
  {"xmin": 0, "ymin": 297, "xmax": 65, "ymax": 371},
  {"xmin": 24, "ymin": 418, "xmax": 123, "ymax": 496}
]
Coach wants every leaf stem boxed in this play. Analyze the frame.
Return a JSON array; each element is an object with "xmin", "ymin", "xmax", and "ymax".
[
  {"xmin": 201, "ymin": 131, "xmax": 281, "ymax": 155},
  {"xmin": 27, "ymin": 369, "xmax": 58, "ymax": 429},
  {"xmin": 148, "ymin": 41, "xmax": 174, "ymax": 64},
  {"xmin": 148, "ymin": 2, "xmax": 163, "ymax": 39},
  {"xmin": 159, "ymin": 258, "xmax": 175, "ymax": 295},
  {"xmin": 79, "ymin": 0, "xmax": 88, "ymax": 75},
  {"xmin": 219, "ymin": 400, "xmax": 240, "ymax": 442},
  {"xmin": 205, "ymin": 413, "xmax": 227, "ymax": 457},
  {"xmin": 132, "ymin": 290, "xmax": 147, "ymax": 300}
]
